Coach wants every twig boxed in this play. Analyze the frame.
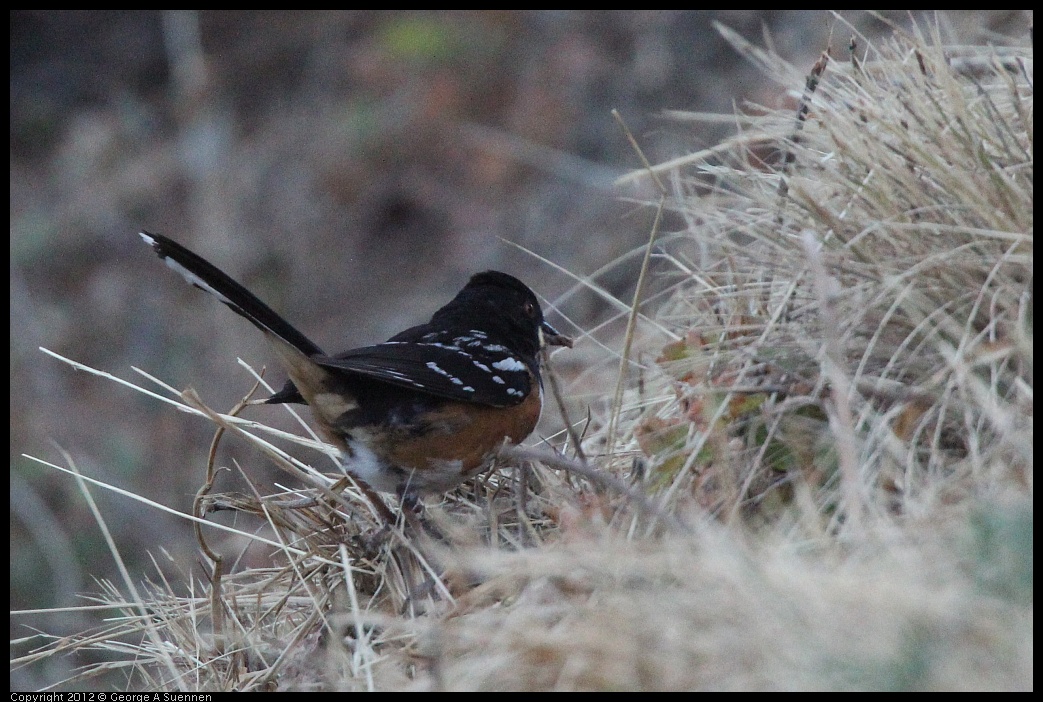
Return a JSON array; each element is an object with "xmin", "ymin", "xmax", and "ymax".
[{"xmin": 502, "ymin": 445, "xmax": 691, "ymax": 535}]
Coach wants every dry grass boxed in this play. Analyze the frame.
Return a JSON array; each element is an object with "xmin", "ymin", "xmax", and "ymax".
[{"xmin": 13, "ymin": 19, "xmax": 1032, "ymax": 691}]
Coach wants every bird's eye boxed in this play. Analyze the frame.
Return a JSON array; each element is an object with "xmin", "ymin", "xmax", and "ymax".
[{"xmin": 523, "ymin": 301, "xmax": 536, "ymax": 317}]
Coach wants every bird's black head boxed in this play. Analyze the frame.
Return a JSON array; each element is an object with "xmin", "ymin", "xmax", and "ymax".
[{"xmin": 432, "ymin": 271, "xmax": 571, "ymax": 358}]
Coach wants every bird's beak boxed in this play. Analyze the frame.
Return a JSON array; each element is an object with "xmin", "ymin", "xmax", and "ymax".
[{"xmin": 540, "ymin": 320, "xmax": 574, "ymax": 348}]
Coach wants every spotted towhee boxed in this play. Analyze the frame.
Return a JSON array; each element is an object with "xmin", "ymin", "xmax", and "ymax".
[{"xmin": 140, "ymin": 232, "xmax": 572, "ymax": 501}]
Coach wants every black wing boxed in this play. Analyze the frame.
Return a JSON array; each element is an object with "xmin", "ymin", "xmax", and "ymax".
[{"xmin": 316, "ymin": 341, "xmax": 532, "ymax": 408}]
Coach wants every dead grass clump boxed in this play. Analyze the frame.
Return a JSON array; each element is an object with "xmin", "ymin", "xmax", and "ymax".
[
  {"xmin": 621, "ymin": 20, "xmax": 1032, "ymax": 532},
  {"xmin": 417, "ymin": 510, "xmax": 1032, "ymax": 690}
]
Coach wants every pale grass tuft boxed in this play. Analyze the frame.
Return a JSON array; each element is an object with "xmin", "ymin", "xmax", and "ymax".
[{"xmin": 614, "ymin": 19, "xmax": 1032, "ymax": 532}]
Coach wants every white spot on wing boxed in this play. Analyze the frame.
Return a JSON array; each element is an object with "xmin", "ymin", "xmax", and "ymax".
[
  {"xmin": 426, "ymin": 361, "xmax": 464, "ymax": 385},
  {"xmin": 422, "ymin": 342, "xmax": 464, "ymax": 352},
  {"xmin": 492, "ymin": 357, "xmax": 526, "ymax": 372}
]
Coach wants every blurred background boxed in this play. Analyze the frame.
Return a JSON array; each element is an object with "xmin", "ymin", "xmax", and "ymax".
[{"xmin": 10, "ymin": 10, "xmax": 1029, "ymax": 690}]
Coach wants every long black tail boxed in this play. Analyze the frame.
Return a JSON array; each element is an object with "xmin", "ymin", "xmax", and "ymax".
[{"xmin": 139, "ymin": 231, "xmax": 324, "ymax": 358}]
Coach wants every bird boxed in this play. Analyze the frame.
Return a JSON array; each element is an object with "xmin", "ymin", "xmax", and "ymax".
[{"xmin": 139, "ymin": 231, "xmax": 572, "ymax": 503}]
